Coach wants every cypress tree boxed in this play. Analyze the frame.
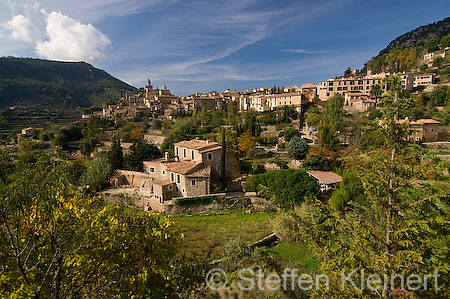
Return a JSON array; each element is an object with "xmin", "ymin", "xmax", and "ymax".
[
  {"xmin": 109, "ymin": 136, "xmax": 123, "ymax": 169},
  {"xmin": 219, "ymin": 129, "xmax": 226, "ymax": 187}
]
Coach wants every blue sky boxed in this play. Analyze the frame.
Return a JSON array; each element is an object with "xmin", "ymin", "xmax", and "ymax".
[{"xmin": 1, "ymin": 0, "xmax": 449, "ymax": 95}]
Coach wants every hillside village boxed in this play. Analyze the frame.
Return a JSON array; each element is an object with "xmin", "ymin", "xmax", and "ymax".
[
  {"xmin": 8, "ymin": 42, "xmax": 450, "ymax": 210},
  {"xmin": 1, "ymin": 17, "xmax": 450, "ymax": 298}
]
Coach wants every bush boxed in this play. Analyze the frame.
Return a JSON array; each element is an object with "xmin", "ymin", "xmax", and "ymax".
[
  {"xmin": 80, "ymin": 156, "xmax": 113, "ymax": 191},
  {"xmin": 330, "ymin": 188, "xmax": 349, "ymax": 213},
  {"xmin": 303, "ymin": 155, "xmax": 329, "ymax": 171},
  {"xmin": 244, "ymin": 169, "xmax": 320, "ymax": 207},
  {"xmin": 224, "ymin": 237, "xmax": 252, "ymax": 263},
  {"xmin": 286, "ymin": 136, "xmax": 309, "ymax": 159}
]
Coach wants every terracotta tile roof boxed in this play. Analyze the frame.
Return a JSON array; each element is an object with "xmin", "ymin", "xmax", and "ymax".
[
  {"xmin": 187, "ymin": 165, "xmax": 211, "ymax": 178},
  {"xmin": 412, "ymin": 119, "xmax": 440, "ymax": 125},
  {"xmin": 143, "ymin": 158, "xmax": 167, "ymax": 165},
  {"xmin": 153, "ymin": 180, "xmax": 175, "ymax": 186},
  {"xmin": 199, "ymin": 145, "xmax": 222, "ymax": 153},
  {"xmin": 398, "ymin": 118, "xmax": 440, "ymax": 125},
  {"xmin": 174, "ymin": 139, "xmax": 220, "ymax": 151},
  {"xmin": 301, "ymin": 83, "xmax": 316, "ymax": 88},
  {"xmin": 307, "ymin": 170, "xmax": 343, "ymax": 185},
  {"xmin": 164, "ymin": 161, "xmax": 200, "ymax": 175}
]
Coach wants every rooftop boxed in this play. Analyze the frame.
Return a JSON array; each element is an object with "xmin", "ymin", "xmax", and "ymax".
[
  {"xmin": 399, "ymin": 118, "xmax": 441, "ymax": 125},
  {"xmin": 153, "ymin": 180, "xmax": 175, "ymax": 186},
  {"xmin": 164, "ymin": 161, "xmax": 201, "ymax": 175},
  {"xmin": 411, "ymin": 119, "xmax": 441, "ymax": 125},
  {"xmin": 307, "ymin": 170, "xmax": 343, "ymax": 185},
  {"xmin": 187, "ymin": 165, "xmax": 212, "ymax": 178},
  {"xmin": 174, "ymin": 139, "xmax": 220, "ymax": 151}
]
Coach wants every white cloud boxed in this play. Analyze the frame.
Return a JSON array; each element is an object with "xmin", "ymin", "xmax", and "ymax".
[
  {"xmin": 3, "ymin": 14, "xmax": 33, "ymax": 42},
  {"xmin": 35, "ymin": 11, "xmax": 111, "ymax": 62},
  {"xmin": 282, "ymin": 49, "xmax": 334, "ymax": 55}
]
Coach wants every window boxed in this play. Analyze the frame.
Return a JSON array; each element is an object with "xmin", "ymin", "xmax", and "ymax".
[
  {"xmin": 162, "ymin": 170, "xmax": 166, "ymax": 175},
  {"xmin": 171, "ymin": 173, "xmax": 174, "ymax": 181},
  {"xmin": 150, "ymin": 167, "xmax": 155, "ymax": 173},
  {"xmin": 177, "ymin": 174, "xmax": 180, "ymax": 184},
  {"xmin": 175, "ymin": 147, "xmax": 179, "ymax": 156},
  {"xmin": 191, "ymin": 180, "xmax": 196, "ymax": 186},
  {"xmin": 183, "ymin": 148, "xmax": 186, "ymax": 158},
  {"xmin": 208, "ymin": 153, "xmax": 212, "ymax": 160},
  {"xmin": 169, "ymin": 185, "xmax": 172, "ymax": 190},
  {"xmin": 191, "ymin": 150, "xmax": 194, "ymax": 160}
]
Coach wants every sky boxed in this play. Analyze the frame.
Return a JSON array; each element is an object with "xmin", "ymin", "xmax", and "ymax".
[{"xmin": 0, "ymin": 0, "xmax": 449, "ymax": 95}]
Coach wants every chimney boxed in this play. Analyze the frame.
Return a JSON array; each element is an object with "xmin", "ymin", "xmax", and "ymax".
[{"xmin": 165, "ymin": 151, "xmax": 169, "ymax": 161}]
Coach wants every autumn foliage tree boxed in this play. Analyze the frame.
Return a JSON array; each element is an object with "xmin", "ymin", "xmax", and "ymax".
[
  {"xmin": 237, "ymin": 133, "xmax": 257, "ymax": 156},
  {"xmin": 0, "ymin": 155, "xmax": 205, "ymax": 297}
]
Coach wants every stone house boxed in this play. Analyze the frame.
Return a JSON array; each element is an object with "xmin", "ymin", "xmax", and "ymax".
[
  {"xmin": 143, "ymin": 139, "xmax": 221, "ymax": 202},
  {"xmin": 344, "ymin": 91, "xmax": 376, "ymax": 111},
  {"xmin": 401, "ymin": 118, "xmax": 441, "ymax": 142}
]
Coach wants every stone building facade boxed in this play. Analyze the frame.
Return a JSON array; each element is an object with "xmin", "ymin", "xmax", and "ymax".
[{"xmin": 142, "ymin": 139, "xmax": 221, "ymax": 202}]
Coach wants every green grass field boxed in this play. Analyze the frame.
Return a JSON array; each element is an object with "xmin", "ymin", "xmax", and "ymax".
[
  {"xmin": 272, "ymin": 242, "xmax": 319, "ymax": 272},
  {"xmin": 172, "ymin": 209, "xmax": 275, "ymax": 259}
]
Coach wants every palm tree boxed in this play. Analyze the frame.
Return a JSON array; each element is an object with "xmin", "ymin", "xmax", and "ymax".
[{"xmin": 370, "ymin": 83, "xmax": 383, "ymax": 104}]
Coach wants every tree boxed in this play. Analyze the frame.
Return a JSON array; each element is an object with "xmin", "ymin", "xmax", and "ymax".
[
  {"xmin": 282, "ymin": 126, "xmax": 300, "ymax": 142},
  {"xmin": 370, "ymin": 83, "xmax": 383, "ymax": 103},
  {"xmin": 304, "ymin": 106, "xmax": 321, "ymax": 128},
  {"xmin": 244, "ymin": 110, "xmax": 261, "ymax": 136},
  {"xmin": 160, "ymin": 129, "xmax": 187, "ymax": 156},
  {"xmin": 151, "ymin": 118, "xmax": 162, "ymax": 129},
  {"xmin": 108, "ymin": 135, "xmax": 123, "ymax": 169},
  {"xmin": 274, "ymin": 74, "xmax": 450, "ymax": 297},
  {"xmin": 344, "ymin": 67, "xmax": 352, "ymax": 77},
  {"xmin": 52, "ymin": 133, "xmax": 69, "ymax": 150},
  {"xmin": 80, "ymin": 155, "xmax": 113, "ymax": 191},
  {"xmin": 218, "ymin": 129, "xmax": 226, "ymax": 187},
  {"xmin": 126, "ymin": 140, "xmax": 162, "ymax": 171},
  {"xmin": 329, "ymin": 187, "xmax": 349, "ymax": 212},
  {"xmin": 425, "ymin": 37, "xmax": 439, "ymax": 52},
  {"xmin": 302, "ymin": 154, "xmax": 329, "ymax": 170},
  {"xmin": 79, "ymin": 137, "xmax": 96, "ymax": 158},
  {"xmin": 237, "ymin": 133, "xmax": 257, "ymax": 156},
  {"xmin": 286, "ymin": 136, "xmax": 309, "ymax": 159},
  {"xmin": 0, "ymin": 157, "xmax": 203, "ymax": 297},
  {"xmin": 244, "ymin": 169, "xmax": 320, "ymax": 208},
  {"xmin": 318, "ymin": 94, "xmax": 344, "ymax": 150},
  {"xmin": 440, "ymin": 34, "xmax": 450, "ymax": 48}
]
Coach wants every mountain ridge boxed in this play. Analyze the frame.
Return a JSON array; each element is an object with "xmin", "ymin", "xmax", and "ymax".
[
  {"xmin": 378, "ymin": 17, "xmax": 450, "ymax": 56},
  {"xmin": 0, "ymin": 57, "xmax": 137, "ymax": 108}
]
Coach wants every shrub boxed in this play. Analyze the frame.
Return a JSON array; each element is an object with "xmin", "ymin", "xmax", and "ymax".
[
  {"xmin": 224, "ymin": 237, "xmax": 252, "ymax": 263},
  {"xmin": 286, "ymin": 136, "xmax": 309, "ymax": 159},
  {"xmin": 330, "ymin": 188, "xmax": 349, "ymax": 213},
  {"xmin": 80, "ymin": 156, "xmax": 113, "ymax": 191},
  {"xmin": 303, "ymin": 154, "xmax": 329, "ymax": 171},
  {"xmin": 244, "ymin": 169, "xmax": 320, "ymax": 207}
]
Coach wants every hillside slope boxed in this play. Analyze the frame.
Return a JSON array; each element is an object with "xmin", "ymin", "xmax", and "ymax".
[
  {"xmin": 0, "ymin": 57, "xmax": 136, "ymax": 108},
  {"xmin": 378, "ymin": 17, "xmax": 450, "ymax": 56}
]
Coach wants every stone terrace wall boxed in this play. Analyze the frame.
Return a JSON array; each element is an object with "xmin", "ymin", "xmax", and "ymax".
[{"xmin": 113, "ymin": 170, "xmax": 153, "ymax": 188}]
